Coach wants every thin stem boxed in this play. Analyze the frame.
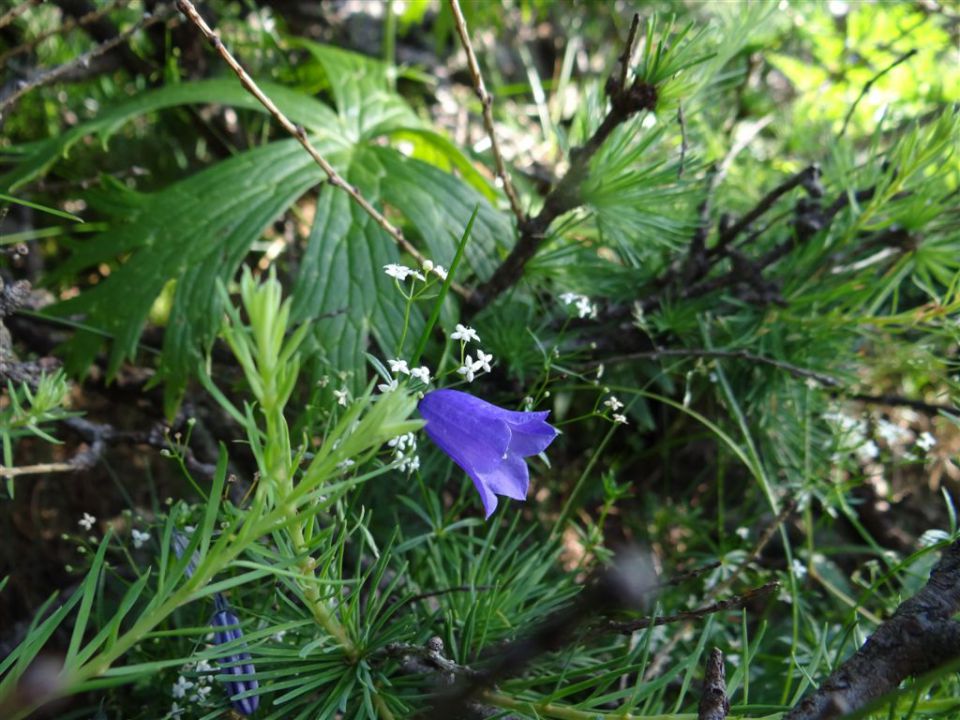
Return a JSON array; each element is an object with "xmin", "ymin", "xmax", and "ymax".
[{"xmin": 447, "ymin": 0, "xmax": 526, "ymax": 225}]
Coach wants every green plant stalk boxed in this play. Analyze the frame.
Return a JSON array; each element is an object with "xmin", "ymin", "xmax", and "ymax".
[
  {"xmin": 486, "ymin": 689, "xmax": 787, "ymax": 720},
  {"xmin": 410, "ymin": 205, "xmax": 479, "ymax": 368}
]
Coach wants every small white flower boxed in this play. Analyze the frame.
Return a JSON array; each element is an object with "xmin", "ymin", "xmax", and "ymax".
[
  {"xmin": 389, "ymin": 359, "xmax": 410, "ymax": 375},
  {"xmin": 410, "ymin": 366, "xmax": 431, "ymax": 384},
  {"xmin": 604, "ymin": 396, "xmax": 624, "ymax": 412},
  {"xmin": 336, "ymin": 458, "xmax": 356, "ymax": 470},
  {"xmin": 383, "ymin": 263, "xmax": 412, "ymax": 280},
  {"xmin": 560, "ymin": 292, "xmax": 580, "ymax": 305},
  {"xmin": 433, "ymin": 265, "xmax": 448, "ymax": 280},
  {"xmin": 399, "ymin": 454, "xmax": 420, "ymax": 473},
  {"xmin": 377, "ymin": 378, "xmax": 398, "ymax": 393},
  {"xmin": 855, "ymin": 440, "xmax": 880, "ymax": 464},
  {"xmin": 474, "ymin": 350, "xmax": 493, "ymax": 373},
  {"xmin": 170, "ymin": 702, "xmax": 184, "ymax": 719},
  {"xmin": 613, "ymin": 413, "xmax": 628, "ymax": 425},
  {"xmin": 457, "ymin": 356, "xmax": 477, "ymax": 383},
  {"xmin": 333, "ymin": 388, "xmax": 349, "ymax": 406},
  {"xmin": 451, "ymin": 323, "xmax": 480, "ymax": 343},
  {"xmin": 917, "ymin": 431, "xmax": 937, "ymax": 452},
  {"xmin": 575, "ymin": 296, "xmax": 597, "ymax": 319},
  {"xmin": 735, "ymin": 526, "xmax": 750, "ymax": 540},
  {"xmin": 189, "ymin": 684, "xmax": 212, "ymax": 702},
  {"xmin": 791, "ymin": 559, "xmax": 808, "ymax": 579},
  {"xmin": 171, "ymin": 676, "xmax": 194, "ymax": 699},
  {"xmin": 195, "ymin": 659, "xmax": 213, "ymax": 682},
  {"xmin": 273, "ymin": 629, "xmax": 287, "ymax": 642},
  {"xmin": 78, "ymin": 513, "xmax": 96, "ymax": 531},
  {"xmin": 383, "ymin": 264, "xmax": 424, "ymax": 282},
  {"xmin": 131, "ymin": 529, "xmax": 151, "ymax": 549}
]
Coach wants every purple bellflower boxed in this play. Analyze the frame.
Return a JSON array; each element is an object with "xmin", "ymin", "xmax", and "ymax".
[
  {"xmin": 211, "ymin": 594, "xmax": 260, "ymax": 716},
  {"xmin": 418, "ymin": 389, "xmax": 558, "ymax": 518}
]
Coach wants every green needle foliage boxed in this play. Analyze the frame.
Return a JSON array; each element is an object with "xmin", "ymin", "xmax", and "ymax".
[{"xmin": 0, "ymin": 2, "xmax": 958, "ymax": 719}]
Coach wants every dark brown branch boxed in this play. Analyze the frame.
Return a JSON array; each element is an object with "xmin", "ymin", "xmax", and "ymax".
[
  {"xmin": 600, "ymin": 348, "xmax": 843, "ymax": 388},
  {"xmin": 0, "ymin": 0, "xmax": 41, "ymax": 31},
  {"xmin": 422, "ymin": 549, "xmax": 656, "ymax": 718},
  {"xmin": 467, "ymin": 14, "xmax": 656, "ymax": 313},
  {"xmin": 839, "ymin": 49, "xmax": 918, "ymax": 139},
  {"xmin": 0, "ymin": 0, "xmax": 125, "ymax": 66},
  {"xmin": 785, "ymin": 539, "xmax": 960, "ymax": 720},
  {"xmin": 714, "ymin": 164, "xmax": 821, "ymax": 251},
  {"xmin": 52, "ymin": 0, "xmax": 155, "ymax": 78},
  {"xmin": 699, "ymin": 648, "xmax": 729, "ymax": 720},
  {"xmin": 0, "ymin": 6, "xmax": 174, "ymax": 122},
  {"xmin": 602, "ymin": 581, "xmax": 778, "ymax": 634}
]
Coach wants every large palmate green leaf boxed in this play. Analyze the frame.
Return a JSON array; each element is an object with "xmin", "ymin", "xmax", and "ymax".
[
  {"xmin": 0, "ymin": 79, "xmax": 341, "ymax": 193},
  {"xmin": 4, "ymin": 46, "xmax": 511, "ymax": 413},
  {"xmin": 290, "ymin": 148, "xmax": 415, "ymax": 394}
]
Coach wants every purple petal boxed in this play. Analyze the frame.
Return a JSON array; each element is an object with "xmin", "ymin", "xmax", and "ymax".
[
  {"xmin": 419, "ymin": 389, "xmax": 558, "ymax": 517},
  {"xmin": 506, "ymin": 419, "xmax": 558, "ymax": 457}
]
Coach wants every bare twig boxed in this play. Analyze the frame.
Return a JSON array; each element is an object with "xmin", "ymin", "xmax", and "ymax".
[
  {"xmin": 447, "ymin": 0, "xmax": 525, "ymax": 226},
  {"xmin": 0, "ymin": 5, "xmax": 174, "ymax": 122},
  {"xmin": 644, "ymin": 501, "xmax": 795, "ymax": 680},
  {"xmin": 174, "ymin": 0, "xmax": 467, "ymax": 298},
  {"xmin": 602, "ymin": 581, "xmax": 779, "ymax": 634},
  {"xmin": 0, "ymin": 0, "xmax": 125, "ymax": 66},
  {"xmin": 699, "ymin": 649, "xmax": 730, "ymax": 720},
  {"xmin": 616, "ymin": 13, "xmax": 642, "ymax": 98},
  {"xmin": 0, "ymin": 0, "xmax": 41, "ymax": 31},
  {"xmin": 716, "ymin": 164, "xmax": 821, "ymax": 250},
  {"xmin": 839, "ymin": 49, "xmax": 918, "ymax": 139},
  {"xmin": 785, "ymin": 538, "xmax": 960, "ymax": 720},
  {"xmin": 0, "ymin": 462, "xmax": 76, "ymax": 479},
  {"xmin": 601, "ymin": 348, "xmax": 843, "ymax": 388}
]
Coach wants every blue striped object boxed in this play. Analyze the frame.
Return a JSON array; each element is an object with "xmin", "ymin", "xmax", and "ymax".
[{"xmin": 211, "ymin": 594, "xmax": 260, "ymax": 715}]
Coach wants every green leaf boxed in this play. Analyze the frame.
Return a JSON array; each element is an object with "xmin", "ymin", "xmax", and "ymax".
[
  {"xmin": 0, "ymin": 79, "xmax": 340, "ymax": 193},
  {"xmin": 47, "ymin": 138, "xmax": 325, "ymax": 414},
  {"xmin": 66, "ymin": 530, "xmax": 113, "ymax": 664},
  {"xmin": 0, "ymin": 192, "xmax": 84, "ymax": 223},
  {"xmin": 290, "ymin": 147, "xmax": 418, "ymax": 391},
  {"xmin": 375, "ymin": 147, "xmax": 512, "ymax": 280}
]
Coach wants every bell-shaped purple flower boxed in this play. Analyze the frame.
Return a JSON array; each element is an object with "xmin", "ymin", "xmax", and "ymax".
[
  {"xmin": 418, "ymin": 389, "xmax": 558, "ymax": 518},
  {"xmin": 211, "ymin": 594, "xmax": 259, "ymax": 716}
]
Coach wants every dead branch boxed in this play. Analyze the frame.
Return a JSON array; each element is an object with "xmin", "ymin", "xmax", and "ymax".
[
  {"xmin": 785, "ymin": 538, "xmax": 960, "ymax": 720},
  {"xmin": 467, "ymin": 12, "xmax": 656, "ymax": 313},
  {"xmin": 699, "ymin": 648, "xmax": 729, "ymax": 720},
  {"xmin": 0, "ymin": 5, "xmax": 174, "ymax": 123}
]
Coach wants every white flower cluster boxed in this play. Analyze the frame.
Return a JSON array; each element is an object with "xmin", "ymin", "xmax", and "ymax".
[
  {"xmin": 388, "ymin": 432, "xmax": 420, "ymax": 473},
  {"xmin": 603, "ymin": 395, "xmax": 627, "ymax": 425},
  {"xmin": 131, "ymin": 528, "xmax": 151, "ymax": 549},
  {"xmin": 383, "ymin": 264, "xmax": 425, "ymax": 282},
  {"xmin": 170, "ymin": 658, "xmax": 215, "ymax": 717},
  {"xmin": 826, "ymin": 410, "xmax": 938, "ymax": 463},
  {"xmin": 823, "ymin": 410, "xmax": 878, "ymax": 464},
  {"xmin": 560, "ymin": 292, "xmax": 598, "ymax": 319},
  {"xmin": 377, "ymin": 359, "xmax": 432, "ymax": 395},
  {"xmin": 383, "ymin": 259, "xmax": 448, "ymax": 284},
  {"xmin": 450, "ymin": 324, "xmax": 495, "ymax": 384}
]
